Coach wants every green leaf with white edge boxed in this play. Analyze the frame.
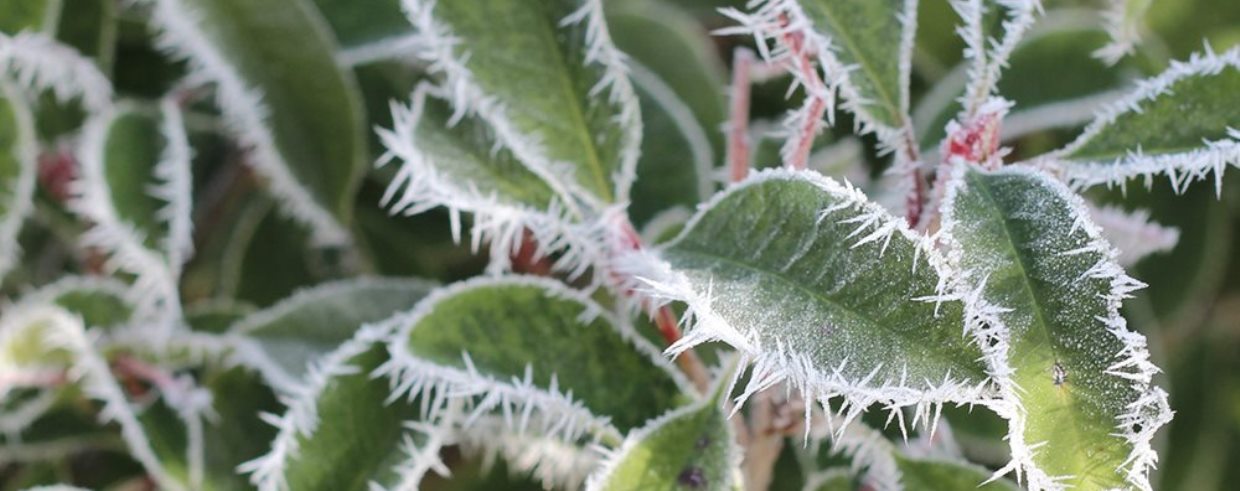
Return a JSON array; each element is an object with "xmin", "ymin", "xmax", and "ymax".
[
  {"xmin": 1051, "ymin": 47, "xmax": 1240, "ymax": 193},
  {"xmin": 70, "ymin": 102, "xmax": 186, "ymax": 320},
  {"xmin": 803, "ymin": 470, "xmax": 855, "ymax": 491},
  {"xmin": 310, "ymin": 0, "xmax": 411, "ymax": 62},
  {"xmin": 751, "ymin": 0, "xmax": 916, "ymax": 130},
  {"xmin": 895, "ymin": 455, "xmax": 1022, "ymax": 491},
  {"xmin": 626, "ymin": 69, "xmax": 713, "ymax": 226},
  {"xmin": 0, "ymin": 78, "xmax": 38, "ymax": 284},
  {"xmin": 939, "ymin": 165, "xmax": 1172, "ymax": 490},
  {"xmin": 586, "ymin": 372, "xmax": 740, "ymax": 491},
  {"xmin": 608, "ymin": 0, "xmax": 728, "ymax": 156},
  {"xmin": 384, "ymin": 276, "xmax": 694, "ymax": 437},
  {"xmin": 405, "ymin": 0, "xmax": 642, "ymax": 206},
  {"xmin": 240, "ymin": 323, "xmax": 421, "ymax": 491},
  {"xmin": 24, "ymin": 276, "xmax": 134, "ymax": 330},
  {"xmin": 379, "ymin": 90, "xmax": 559, "ymax": 213},
  {"xmin": 621, "ymin": 169, "xmax": 990, "ymax": 423},
  {"xmin": 150, "ymin": 0, "xmax": 367, "ymax": 245},
  {"xmin": 0, "ymin": 0, "xmax": 60, "ymax": 34},
  {"xmin": 228, "ymin": 277, "xmax": 436, "ymax": 392}
]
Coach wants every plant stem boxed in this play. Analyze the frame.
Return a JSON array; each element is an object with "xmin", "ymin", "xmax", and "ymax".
[
  {"xmin": 652, "ymin": 305, "xmax": 711, "ymax": 394},
  {"xmin": 728, "ymin": 48, "xmax": 756, "ymax": 182},
  {"xmin": 778, "ymin": 14, "xmax": 828, "ymax": 171}
]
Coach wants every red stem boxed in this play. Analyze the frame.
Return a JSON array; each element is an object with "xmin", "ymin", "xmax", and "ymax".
[{"xmin": 777, "ymin": 14, "xmax": 828, "ymax": 171}]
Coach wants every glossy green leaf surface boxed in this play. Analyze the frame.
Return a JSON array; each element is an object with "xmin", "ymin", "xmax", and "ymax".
[
  {"xmin": 941, "ymin": 166, "xmax": 1169, "ymax": 490},
  {"xmin": 417, "ymin": 0, "xmax": 638, "ymax": 204},
  {"xmin": 650, "ymin": 170, "xmax": 988, "ymax": 403},
  {"xmin": 395, "ymin": 277, "xmax": 690, "ymax": 433},
  {"xmin": 230, "ymin": 278, "xmax": 436, "ymax": 390},
  {"xmin": 158, "ymin": 0, "xmax": 367, "ymax": 244}
]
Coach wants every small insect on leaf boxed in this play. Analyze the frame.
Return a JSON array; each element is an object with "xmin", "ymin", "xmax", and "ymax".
[{"xmin": 1052, "ymin": 361, "xmax": 1068, "ymax": 387}]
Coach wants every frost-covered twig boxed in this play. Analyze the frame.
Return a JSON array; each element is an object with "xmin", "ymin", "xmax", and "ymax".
[{"xmin": 952, "ymin": 0, "xmax": 1043, "ymax": 116}]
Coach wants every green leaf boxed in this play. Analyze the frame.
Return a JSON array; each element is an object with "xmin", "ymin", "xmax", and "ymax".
[
  {"xmin": 0, "ymin": 0, "xmax": 60, "ymax": 34},
  {"xmin": 0, "ymin": 78, "xmax": 38, "ymax": 283},
  {"xmin": 940, "ymin": 165, "xmax": 1171, "ymax": 490},
  {"xmin": 380, "ymin": 92, "xmax": 559, "ymax": 212},
  {"xmin": 624, "ymin": 169, "xmax": 990, "ymax": 420},
  {"xmin": 74, "ymin": 105, "xmax": 168, "ymax": 255},
  {"xmin": 309, "ymin": 0, "xmax": 410, "ymax": 53},
  {"xmin": 151, "ymin": 0, "xmax": 367, "ymax": 245},
  {"xmin": 407, "ymin": 0, "xmax": 642, "ymax": 206},
  {"xmin": 586, "ymin": 379, "xmax": 739, "ymax": 491},
  {"xmin": 803, "ymin": 470, "xmax": 855, "ymax": 491},
  {"xmin": 792, "ymin": 0, "xmax": 914, "ymax": 128},
  {"xmin": 240, "ymin": 326, "xmax": 421, "ymax": 491},
  {"xmin": 626, "ymin": 68, "xmax": 713, "ymax": 226},
  {"xmin": 1052, "ymin": 47, "xmax": 1240, "ymax": 192},
  {"xmin": 53, "ymin": 0, "xmax": 116, "ymax": 72},
  {"xmin": 895, "ymin": 455, "xmax": 1021, "ymax": 491},
  {"xmin": 229, "ymin": 277, "xmax": 436, "ymax": 391},
  {"xmin": 385, "ymin": 276, "xmax": 692, "ymax": 435},
  {"xmin": 607, "ymin": 0, "xmax": 728, "ymax": 156},
  {"xmin": 27, "ymin": 276, "xmax": 134, "ymax": 329}
]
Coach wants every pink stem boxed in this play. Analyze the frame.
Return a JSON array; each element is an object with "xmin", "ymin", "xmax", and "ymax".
[{"xmin": 727, "ymin": 48, "xmax": 756, "ymax": 182}]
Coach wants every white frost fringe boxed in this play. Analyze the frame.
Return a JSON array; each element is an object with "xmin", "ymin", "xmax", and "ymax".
[
  {"xmin": 239, "ymin": 319, "xmax": 399, "ymax": 491},
  {"xmin": 951, "ymin": 0, "xmax": 1043, "ymax": 116},
  {"xmin": 1088, "ymin": 204, "xmax": 1179, "ymax": 267},
  {"xmin": 0, "ymin": 31, "xmax": 112, "ymax": 111},
  {"xmin": 614, "ymin": 168, "xmax": 994, "ymax": 439},
  {"xmin": 147, "ymin": 0, "xmax": 351, "ymax": 245},
  {"xmin": 399, "ymin": 0, "xmax": 642, "ymax": 209},
  {"xmin": 458, "ymin": 416, "xmax": 601, "ymax": 490},
  {"xmin": 69, "ymin": 107, "xmax": 183, "ymax": 330},
  {"xmin": 149, "ymin": 97, "xmax": 195, "ymax": 275},
  {"xmin": 938, "ymin": 165, "xmax": 1172, "ymax": 491},
  {"xmin": 0, "ymin": 304, "xmax": 187, "ymax": 491},
  {"xmin": 1048, "ymin": 47, "xmax": 1240, "ymax": 195},
  {"xmin": 716, "ymin": 0, "xmax": 917, "ymax": 159},
  {"xmin": 0, "ymin": 78, "xmax": 38, "ymax": 283},
  {"xmin": 375, "ymin": 276, "xmax": 690, "ymax": 447},
  {"xmin": 378, "ymin": 85, "xmax": 610, "ymax": 280},
  {"xmin": 1094, "ymin": 0, "xmax": 1151, "ymax": 65},
  {"xmin": 809, "ymin": 412, "xmax": 902, "ymax": 491},
  {"xmin": 585, "ymin": 380, "xmax": 741, "ymax": 491}
]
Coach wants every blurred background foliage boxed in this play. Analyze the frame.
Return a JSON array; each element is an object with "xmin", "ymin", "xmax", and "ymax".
[{"xmin": 1, "ymin": 0, "xmax": 1238, "ymax": 489}]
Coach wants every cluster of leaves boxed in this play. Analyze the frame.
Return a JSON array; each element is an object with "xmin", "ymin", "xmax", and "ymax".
[{"xmin": 0, "ymin": 0, "xmax": 1238, "ymax": 490}]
